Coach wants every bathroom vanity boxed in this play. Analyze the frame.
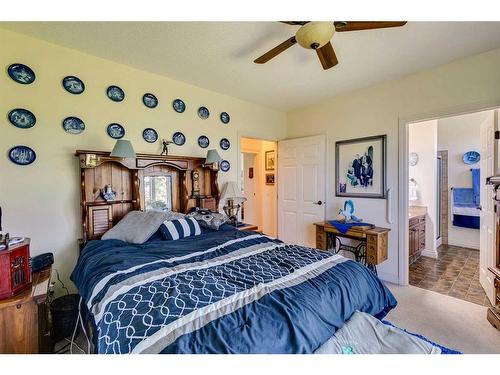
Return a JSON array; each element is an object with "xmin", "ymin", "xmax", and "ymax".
[{"xmin": 409, "ymin": 206, "xmax": 427, "ymax": 264}]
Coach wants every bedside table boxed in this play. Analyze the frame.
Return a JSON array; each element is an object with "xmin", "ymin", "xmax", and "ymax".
[
  {"xmin": 236, "ymin": 223, "xmax": 259, "ymax": 231},
  {"xmin": 0, "ymin": 266, "xmax": 52, "ymax": 353}
]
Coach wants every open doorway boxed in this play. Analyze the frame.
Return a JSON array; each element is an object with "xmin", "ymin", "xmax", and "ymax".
[
  {"xmin": 240, "ymin": 137, "xmax": 277, "ymax": 236},
  {"xmin": 407, "ymin": 110, "xmax": 497, "ymax": 306}
]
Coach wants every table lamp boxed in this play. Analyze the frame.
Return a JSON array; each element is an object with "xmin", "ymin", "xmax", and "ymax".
[
  {"xmin": 204, "ymin": 149, "xmax": 222, "ymax": 170},
  {"xmin": 220, "ymin": 181, "xmax": 247, "ymax": 226}
]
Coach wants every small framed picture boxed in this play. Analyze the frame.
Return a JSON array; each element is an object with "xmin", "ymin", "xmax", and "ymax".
[
  {"xmin": 265, "ymin": 150, "xmax": 275, "ymax": 171},
  {"xmin": 265, "ymin": 173, "xmax": 275, "ymax": 185},
  {"xmin": 335, "ymin": 134, "xmax": 387, "ymax": 199}
]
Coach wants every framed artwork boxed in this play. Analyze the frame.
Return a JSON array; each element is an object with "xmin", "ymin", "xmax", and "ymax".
[
  {"xmin": 265, "ymin": 173, "xmax": 275, "ymax": 185},
  {"xmin": 335, "ymin": 135, "xmax": 387, "ymax": 199},
  {"xmin": 265, "ymin": 150, "xmax": 275, "ymax": 171}
]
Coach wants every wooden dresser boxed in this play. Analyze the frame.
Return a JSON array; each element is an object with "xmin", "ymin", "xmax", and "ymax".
[{"xmin": 0, "ymin": 266, "xmax": 52, "ymax": 353}]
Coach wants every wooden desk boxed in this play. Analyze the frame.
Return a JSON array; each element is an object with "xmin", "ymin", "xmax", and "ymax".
[
  {"xmin": 0, "ymin": 266, "xmax": 52, "ymax": 353},
  {"xmin": 314, "ymin": 221, "xmax": 390, "ymax": 274}
]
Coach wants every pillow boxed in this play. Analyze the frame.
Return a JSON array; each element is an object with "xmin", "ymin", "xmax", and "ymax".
[
  {"xmin": 186, "ymin": 209, "xmax": 229, "ymax": 230},
  {"xmin": 164, "ymin": 211, "xmax": 186, "ymax": 221},
  {"xmin": 102, "ymin": 210, "xmax": 168, "ymax": 244},
  {"xmin": 159, "ymin": 217, "xmax": 201, "ymax": 240}
]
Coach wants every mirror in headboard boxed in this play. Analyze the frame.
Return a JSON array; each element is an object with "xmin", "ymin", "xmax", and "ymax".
[{"xmin": 76, "ymin": 150, "xmax": 220, "ymax": 243}]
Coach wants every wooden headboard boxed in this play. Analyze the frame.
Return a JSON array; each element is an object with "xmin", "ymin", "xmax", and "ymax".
[{"xmin": 76, "ymin": 150, "xmax": 220, "ymax": 242}]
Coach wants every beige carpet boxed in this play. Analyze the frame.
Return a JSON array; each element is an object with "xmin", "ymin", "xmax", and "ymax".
[{"xmin": 386, "ymin": 283, "xmax": 500, "ymax": 354}]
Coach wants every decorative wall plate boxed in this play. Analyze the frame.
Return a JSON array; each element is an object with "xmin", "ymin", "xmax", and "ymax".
[
  {"xmin": 172, "ymin": 131, "xmax": 186, "ymax": 146},
  {"xmin": 107, "ymin": 123, "xmax": 125, "ymax": 139},
  {"xmin": 8, "ymin": 145, "xmax": 36, "ymax": 166},
  {"xmin": 143, "ymin": 93, "xmax": 158, "ymax": 108},
  {"xmin": 62, "ymin": 116, "xmax": 85, "ymax": 134},
  {"xmin": 62, "ymin": 76, "xmax": 85, "ymax": 94},
  {"xmin": 198, "ymin": 106, "xmax": 210, "ymax": 119},
  {"xmin": 409, "ymin": 152, "xmax": 419, "ymax": 166},
  {"xmin": 219, "ymin": 138, "xmax": 230, "ymax": 150},
  {"xmin": 107, "ymin": 85, "xmax": 125, "ymax": 102},
  {"xmin": 8, "ymin": 63, "xmax": 36, "ymax": 84},
  {"xmin": 220, "ymin": 160, "xmax": 230, "ymax": 172},
  {"xmin": 8, "ymin": 108, "xmax": 36, "ymax": 129},
  {"xmin": 198, "ymin": 135, "xmax": 210, "ymax": 148},
  {"xmin": 143, "ymin": 128, "xmax": 158, "ymax": 143},
  {"xmin": 172, "ymin": 99, "xmax": 186, "ymax": 113},
  {"xmin": 220, "ymin": 112, "xmax": 230, "ymax": 124},
  {"xmin": 463, "ymin": 151, "xmax": 480, "ymax": 165}
]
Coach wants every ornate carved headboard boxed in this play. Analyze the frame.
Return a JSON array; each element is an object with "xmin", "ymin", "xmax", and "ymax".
[{"xmin": 76, "ymin": 150, "xmax": 220, "ymax": 243}]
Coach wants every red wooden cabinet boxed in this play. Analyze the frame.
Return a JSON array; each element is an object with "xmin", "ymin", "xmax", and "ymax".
[{"xmin": 0, "ymin": 239, "xmax": 32, "ymax": 300}]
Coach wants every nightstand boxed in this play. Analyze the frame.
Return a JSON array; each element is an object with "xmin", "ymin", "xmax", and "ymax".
[
  {"xmin": 236, "ymin": 223, "xmax": 259, "ymax": 231},
  {"xmin": 0, "ymin": 266, "xmax": 52, "ymax": 353}
]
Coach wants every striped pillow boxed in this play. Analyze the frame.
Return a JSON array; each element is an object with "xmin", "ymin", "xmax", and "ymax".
[{"xmin": 160, "ymin": 217, "xmax": 201, "ymax": 241}]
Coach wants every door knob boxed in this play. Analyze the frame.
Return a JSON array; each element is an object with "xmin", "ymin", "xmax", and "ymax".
[{"xmin": 313, "ymin": 200, "xmax": 323, "ymax": 206}]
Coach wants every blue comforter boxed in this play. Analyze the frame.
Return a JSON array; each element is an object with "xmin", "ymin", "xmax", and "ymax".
[{"xmin": 71, "ymin": 227, "xmax": 397, "ymax": 354}]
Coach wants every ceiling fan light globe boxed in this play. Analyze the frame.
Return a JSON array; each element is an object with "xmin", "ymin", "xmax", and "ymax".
[{"xmin": 295, "ymin": 22, "xmax": 335, "ymax": 49}]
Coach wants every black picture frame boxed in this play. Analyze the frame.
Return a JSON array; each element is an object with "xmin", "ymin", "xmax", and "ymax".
[{"xmin": 335, "ymin": 134, "xmax": 387, "ymax": 199}]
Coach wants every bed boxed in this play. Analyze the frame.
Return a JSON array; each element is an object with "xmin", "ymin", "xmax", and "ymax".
[
  {"xmin": 71, "ymin": 225, "xmax": 397, "ymax": 354},
  {"xmin": 71, "ymin": 150, "xmax": 397, "ymax": 354}
]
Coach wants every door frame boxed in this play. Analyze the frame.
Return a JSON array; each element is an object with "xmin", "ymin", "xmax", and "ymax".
[
  {"xmin": 398, "ymin": 100, "xmax": 500, "ymax": 285},
  {"xmin": 241, "ymin": 150, "xmax": 260, "ymax": 227}
]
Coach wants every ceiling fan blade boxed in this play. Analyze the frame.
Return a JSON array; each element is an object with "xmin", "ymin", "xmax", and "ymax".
[
  {"xmin": 280, "ymin": 21, "xmax": 310, "ymax": 26},
  {"xmin": 254, "ymin": 36, "xmax": 297, "ymax": 64},
  {"xmin": 334, "ymin": 21, "xmax": 407, "ymax": 32},
  {"xmin": 316, "ymin": 41, "xmax": 338, "ymax": 70}
]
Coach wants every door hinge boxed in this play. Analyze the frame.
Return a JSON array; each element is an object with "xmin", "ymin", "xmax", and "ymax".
[{"xmin": 495, "ymin": 130, "xmax": 500, "ymax": 140}]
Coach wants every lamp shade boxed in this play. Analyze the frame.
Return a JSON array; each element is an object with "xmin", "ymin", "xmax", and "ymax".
[
  {"xmin": 110, "ymin": 140, "xmax": 136, "ymax": 158},
  {"xmin": 220, "ymin": 181, "xmax": 246, "ymax": 203},
  {"xmin": 205, "ymin": 149, "xmax": 222, "ymax": 164}
]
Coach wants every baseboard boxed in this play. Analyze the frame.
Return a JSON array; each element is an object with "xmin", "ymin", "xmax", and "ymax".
[
  {"xmin": 421, "ymin": 249, "xmax": 438, "ymax": 258},
  {"xmin": 448, "ymin": 239, "xmax": 479, "ymax": 250}
]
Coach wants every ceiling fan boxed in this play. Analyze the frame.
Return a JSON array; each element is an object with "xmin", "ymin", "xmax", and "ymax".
[{"xmin": 254, "ymin": 21, "xmax": 407, "ymax": 70}]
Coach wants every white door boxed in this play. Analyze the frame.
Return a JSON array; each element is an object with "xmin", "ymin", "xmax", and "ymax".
[
  {"xmin": 242, "ymin": 153, "xmax": 258, "ymax": 226},
  {"xmin": 278, "ymin": 135, "xmax": 326, "ymax": 247},
  {"xmin": 480, "ymin": 111, "xmax": 496, "ymax": 304}
]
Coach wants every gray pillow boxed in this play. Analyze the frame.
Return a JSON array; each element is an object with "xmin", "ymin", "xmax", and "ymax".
[
  {"xmin": 164, "ymin": 211, "xmax": 186, "ymax": 221},
  {"xmin": 186, "ymin": 209, "xmax": 228, "ymax": 230},
  {"xmin": 102, "ymin": 210, "xmax": 168, "ymax": 244}
]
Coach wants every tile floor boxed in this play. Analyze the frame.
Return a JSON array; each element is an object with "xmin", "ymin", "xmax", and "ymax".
[{"xmin": 409, "ymin": 245, "xmax": 491, "ymax": 307}]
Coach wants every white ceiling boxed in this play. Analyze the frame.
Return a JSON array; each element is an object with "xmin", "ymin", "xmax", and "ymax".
[{"xmin": 2, "ymin": 22, "xmax": 500, "ymax": 111}]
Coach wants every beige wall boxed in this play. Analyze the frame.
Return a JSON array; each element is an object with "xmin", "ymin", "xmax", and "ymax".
[
  {"xmin": 240, "ymin": 137, "xmax": 277, "ymax": 236},
  {"xmin": 438, "ymin": 111, "xmax": 489, "ymax": 249},
  {"xmin": 0, "ymin": 28, "xmax": 286, "ymax": 290},
  {"xmin": 286, "ymin": 47, "xmax": 500, "ymax": 283},
  {"xmin": 409, "ymin": 120, "xmax": 438, "ymax": 257}
]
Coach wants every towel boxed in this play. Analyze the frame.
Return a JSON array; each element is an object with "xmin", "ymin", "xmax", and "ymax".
[
  {"xmin": 452, "ymin": 188, "xmax": 475, "ymax": 207},
  {"xmin": 471, "ymin": 168, "xmax": 480, "ymax": 205},
  {"xmin": 329, "ymin": 220, "xmax": 373, "ymax": 235},
  {"xmin": 409, "ymin": 180, "xmax": 418, "ymax": 201}
]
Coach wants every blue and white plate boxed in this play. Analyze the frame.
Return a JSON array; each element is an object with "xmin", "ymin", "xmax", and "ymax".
[
  {"xmin": 198, "ymin": 135, "xmax": 210, "ymax": 148},
  {"xmin": 107, "ymin": 85, "xmax": 125, "ymax": 102},
  {"xmin": 143, "ymin": 93, "xmax": 158, "ymax": 108},
  {"xmin": 143, "ymin": 128, "xmax": 158, "ymax": 143},
  {"xmin": 8, "ymin": 63, "xmax": 36, "ymax": 84},
  {"xmin": 62, "ymin": 117, "xmax": 85, "ymax": 134},
  {"xmin": 198, "ymin": 106, "xmax": 210, "ymax": 119},
  {"xmin": 107, "ymin": 123, "xmax": 125, "ymax": 139},
  {"xmin": 172, "ymin": 131, "xmax": 186, "ymax": 146},
  {"xmin": 8, "ymin": 108, "xmax": 36, "ymax": 129},
  {"xmin": 220, "ymin": 112, "xmax": 230, "ymax": 124},
  {"xmin": 220, "ymin": 138, "xmax": 230, "ymax": 150},
  {"xmin": 220, "ymin": 160, "xmax": 230, "ymax": 172},
  {"xmin": 463, "ymin": 151, "xmax": 480, "ymax": 165},
  {"xmin": 172, "ymin": 99, "xmax": 186, "ymax": 113},
  {"xmin": 8, "ymin": 146, "xmax": 36, "ymax": 166},
  {"xmin": 62, "ymin": 76, "xmax": 85, "ymax": 94}
]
